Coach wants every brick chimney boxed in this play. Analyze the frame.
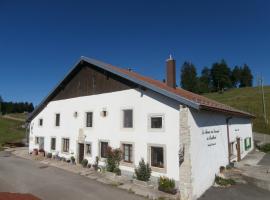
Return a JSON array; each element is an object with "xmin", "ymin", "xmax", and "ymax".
[{"xmin": 166, "ymin": 55, "xmax": 176, "ymax": 88}]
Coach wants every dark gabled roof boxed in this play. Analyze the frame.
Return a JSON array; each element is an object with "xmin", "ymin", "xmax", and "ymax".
[{"xmin": 27, "ymin": 56, "xmax": 254, "ymax": 122}]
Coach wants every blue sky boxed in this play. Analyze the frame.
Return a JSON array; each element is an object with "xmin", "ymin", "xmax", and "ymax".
[{"xmin": 0, "ymin": 0, "xmax": 269, "ymax": 105}]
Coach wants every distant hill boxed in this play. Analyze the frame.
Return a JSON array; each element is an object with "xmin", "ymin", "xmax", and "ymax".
[
  {"xmin": 204, "ymin": 86, "xmax": 270, "ymax": 135},
  {"xmin": 0, "ymin": 116, "xmax": 26, "ymax": 150}
]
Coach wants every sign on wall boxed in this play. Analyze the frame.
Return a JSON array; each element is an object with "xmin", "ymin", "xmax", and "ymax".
[{"xmin": 202, "ymin": 128, "xmax": 221, "ymax": 147}]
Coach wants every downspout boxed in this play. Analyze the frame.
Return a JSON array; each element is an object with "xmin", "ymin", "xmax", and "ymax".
[{"xmin": 226, "ymin": 117, "xmax": 232, "ymax": 164}]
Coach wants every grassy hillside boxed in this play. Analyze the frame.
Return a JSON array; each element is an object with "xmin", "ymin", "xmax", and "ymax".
[
  {"xmin": 0, "ymin": 117, "xmax": 26, "ymax": 150},
  {"xmin": 204, "ymin": 86, "xmax": 270, "ymax": 135}
]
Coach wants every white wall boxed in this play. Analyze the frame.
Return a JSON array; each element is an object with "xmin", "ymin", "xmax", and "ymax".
[
  {"xmin": 188, "ymin": 109, "xmax": 253, "ymax": 198},
  {"xmin": 29, "ymin": 88, "xmax": 180, "ymax": 180}
]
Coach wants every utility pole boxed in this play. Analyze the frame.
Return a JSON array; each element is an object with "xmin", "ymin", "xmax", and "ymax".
[
  {"xmin": 261, "ymin": 77, "xmax": 268, "ymax": 126},
  {"xmin": 259, "ymin": 75, "xmax": 268, "ymax": 143}
]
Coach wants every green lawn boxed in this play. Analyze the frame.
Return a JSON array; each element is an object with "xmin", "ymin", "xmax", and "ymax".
[
  {"xmin": 0, "ymin": 117, "xmax": 26, "ymax": 150},
  {"xmin": 5, "ymin": 113, "xmax": 27, "ymax": 120},
  {"xmin": 204, "ymin": 86, "xmax": 270, "ymax": 135}
]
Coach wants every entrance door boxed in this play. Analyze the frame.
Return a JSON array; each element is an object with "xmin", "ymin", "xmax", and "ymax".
[
  {"xmin": 78, "ymin": 143, "xmax": 84, "ymax": 164},
  {"xmin": 236, "ymin": 138, "xmax": 241, "ymax": 161},
  {"xmin": 39, "ymin": 137, "xmax": 44, "ymax": 150}
]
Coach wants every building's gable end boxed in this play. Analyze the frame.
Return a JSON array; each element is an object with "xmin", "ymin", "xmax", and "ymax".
[{"xmin": 52, "ymin": 63, "xmax": 137, "ymax": 101}]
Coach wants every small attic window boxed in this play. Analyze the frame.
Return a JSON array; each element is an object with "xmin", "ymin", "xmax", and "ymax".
[
  {"xmin": 73, "ymin": 111, "xmax": 78, "ymax": 118},
  {"xmin": 101, "ymin": 108, "xmax": 108, "ymax": 117}
]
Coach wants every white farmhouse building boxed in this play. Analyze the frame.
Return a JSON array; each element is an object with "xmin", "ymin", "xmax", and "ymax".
[{"xmin": 27, "ymin": 56, "xmax": 254, "ymax": 199}]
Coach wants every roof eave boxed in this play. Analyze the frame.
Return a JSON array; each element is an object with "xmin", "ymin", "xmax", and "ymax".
[{"xmin": 199, "ymin": 105, "xmax": 255, "ymax": 119}]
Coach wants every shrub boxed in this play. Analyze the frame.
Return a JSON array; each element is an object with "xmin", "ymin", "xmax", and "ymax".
[
  {"xmin": 106, "ymin": 146, "xmax": 122, "ymax": 174},
  {"xmin": 81, "ymin": 159, "xmax": 88, "ymax": 168},
  {"xmin": 158, "ymin": 176, "xmax": 177, "ymax": 194},
  {"xmin": 33, "ymin": 148, "xmax": 38, "ymax": 155},
  {"xmin": 215, "ymin": 175, "xmax": 236, "ymax": 186},
  {"xmin": 113, "ymin": 167, "xmax": 121, "ymax": 176},
  {"xmin": 258, "ymin": 143, "xmax": 270, "ymax": 153},
  {"xmin": 46, "ymin": 153, "xmax": 52, "ymax": 159},
  {"xmin": 38, "ymin": 149, "xmax": 45, "ymax": 153},
  {"xmin": 70, "ymin": 156, "xmax": 75, "ymax": 164},
  {"xmin": 93, "ymin": 156, "xmax": 100, "ymax": 171},
  {"xmin": 134, "ymin": 158, "xmax": 151, "ymax": 181}
]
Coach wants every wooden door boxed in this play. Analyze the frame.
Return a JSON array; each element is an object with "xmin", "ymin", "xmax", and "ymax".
[
  {"xmin": 236, "ymin": 138, "xmax": 241, "ymax": 162},
  {"xmin": 78, "ymin": 143, "xmax": 84, "ymax": 163}
]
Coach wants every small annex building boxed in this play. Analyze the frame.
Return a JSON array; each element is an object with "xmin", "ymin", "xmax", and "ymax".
[{"xmin": 27, "ymin": 56, "xmax": 254, "ymax": 200}]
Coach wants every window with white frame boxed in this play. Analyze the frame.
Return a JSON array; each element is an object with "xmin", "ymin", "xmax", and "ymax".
[
  {"xmin": 123, "ymin": 109, "xmax": 133, "ymax": 128},
  {"xmin": 62, "ymin": 138, "xmax": 69, "ymax": 153},
  {"xmin": 149, "ymin": 115, "xmax": 164, "ymax": 130},
  {"xmin": 35, "ymin": 137, "xmax": 40, "ymax": 144},
  {"xmin": 150, "ymin": 146, "xmax": 164, "ymax": 168},
  {"xmin": 51, "ymin": 138, "xmax": 56, "ymax": 150},
  {"xmin": 85, "ymin": 143, "xmax": 92, "ymax": 156},
  {"xmin": 86, "ymin": 112, "xmax": 93, "ymax": 127},
  {"xmin": 122, "ymin": 143, "xmax": 133, "ymax": 163},
  {"xmin": 100, "ymin": 141, "xmax": 109, "ymax": 158}
]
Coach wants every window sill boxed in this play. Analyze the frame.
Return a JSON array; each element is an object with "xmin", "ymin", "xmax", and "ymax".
[
  {"xmin": 151, "ymin": 166, "xmax": 166, "ymax": 173},
  {"xmin": 120, "ymin": 161, "xmax": 135, "ymax": 168}
]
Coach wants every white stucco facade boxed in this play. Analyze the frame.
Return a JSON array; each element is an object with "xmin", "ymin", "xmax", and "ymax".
[
  {"xmin": 188, "ymin": 109, "xmax": 253, "ymax": 198},
  {"xmin": 29, "ymin": 88, "xmax": 254, "ymax": 199},
  {"xmin": 29, "ymin": 88, "xmax": 181, "ymax": 180}
]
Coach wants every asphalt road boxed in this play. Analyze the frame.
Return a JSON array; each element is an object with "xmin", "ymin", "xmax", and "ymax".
[
  {"xmin": 1, "ymin": 151, "xmax": 270, "ymax": 200},
  {"xmin": 0, "ymin": 151, "xmax": 144, "ymax": 200}
]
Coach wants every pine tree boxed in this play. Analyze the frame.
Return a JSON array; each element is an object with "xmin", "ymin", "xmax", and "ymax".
[
  {"xmin": 211, "ymin": 60, "xmax": 232, "ymax": 91},
  {"xmin": 198, "ymin": 67, "xmax": 212, "ymax": 93},
  {"xmin": 180, "ymin": 62, "xmax": 198, "ymax": 93},
  {"xmin": 239, "ymin": 64, "xmax": 253, "ymax": 87},
  {"xmin": 135, "ymin": 158, "xmax": 152, "ymax": 181},
  {"xmin": 231, "ymin": 66, "xmax": 241, "ymax": 87}
]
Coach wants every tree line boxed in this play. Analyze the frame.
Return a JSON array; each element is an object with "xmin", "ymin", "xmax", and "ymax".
[
  {"xmin": 180, "ymin": 59, "xmax": 253, "ymax": 94},
  {"xmin": 0, "ymin": 95, "xmax": 34, "ymax": 115}
]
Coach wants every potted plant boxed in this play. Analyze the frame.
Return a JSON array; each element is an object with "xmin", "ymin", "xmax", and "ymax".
[
  {"xmin": 38, "ymin": 149, "xmax": 45, "ymax": 157},
  {"xmin": 70, "ymin": 156, "xmax": 76, "ymax": 164},
  {"xmin": 158, "ymin": 176, "xmax": 177, "ymax": 194},
  {"xmin": 33, "ymin": 148, "xmax": 38, "ymax": 156},
  {"xmin": 46, "ymin": 152, "xmax": 52, "ymax": 159},
  {"xmin": 81, "ymin": 159, "xmax": 88, "ymax": 168},
  {"xmin": 93, "ymin": 156, "xmax": 100, "ymax": 171}
]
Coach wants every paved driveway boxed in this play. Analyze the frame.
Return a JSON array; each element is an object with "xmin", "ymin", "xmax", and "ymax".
[
  {"xmin": 199, "ymin": 184, "xmax": 270, "ymax": 200},
  {"xmin": 258, "ymin": 153, "xmax": 270, "ymax": 166},
  {"xmin": 0, "ymin": 151, "xmax": 144, "ymax": 200}
]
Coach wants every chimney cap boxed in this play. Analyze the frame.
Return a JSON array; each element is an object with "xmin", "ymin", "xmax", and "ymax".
[{"xmin": 166, "ymin": 54, "xmax": 174, "ymax": 61}]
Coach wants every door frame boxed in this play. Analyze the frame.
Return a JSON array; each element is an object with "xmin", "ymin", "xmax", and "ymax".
[
  {"xmin": 236, "ymin": 137, "xmax": 241, "ymax": 162},
  {"xmin": 77, "ymin": 142, "xmax": 85, "ymax": 164}
]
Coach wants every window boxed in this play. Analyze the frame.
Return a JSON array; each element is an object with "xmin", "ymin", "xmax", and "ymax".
[
  {"xmin": 39, "ymin": 119, "xmax": 43, "ymax": 126},
  {"xmin": 62, "ymin": 138, "xmax": 69, "ymax": 153},
  {"xmin": 151, "ymin": 116, "xmax": 163, "ymax": 129},
  {"xmin": 123, "ymin": 109, "xmax": 133, "ymax": 128},
  {"xmin": 151, "ymin": 146, "xmax": 164, "ymax": 168},
  {"xmin": 86, "ymin": 112, "xmax": 93, "ymax": 127},
  {"xmin": 100, "ymin": 141, "xmax": 109, "ymax": 158},
  {"xmin": 55, "ymin": 113, "xmax": 60, "ymax": 126},
  {"xmin": 85, "ymin": 143, "xmax": 92, "ymax": 156},
  {"xmin": 122, "ymin": 144, "xmax": 133, "ymax": 163},
  {"xmin": 35, "ymin": 137, "xmax": 40, "ymax": 144},
  {"xmin": 51, "ymin": 138, "xmax": 56, "ymax": 150}
]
